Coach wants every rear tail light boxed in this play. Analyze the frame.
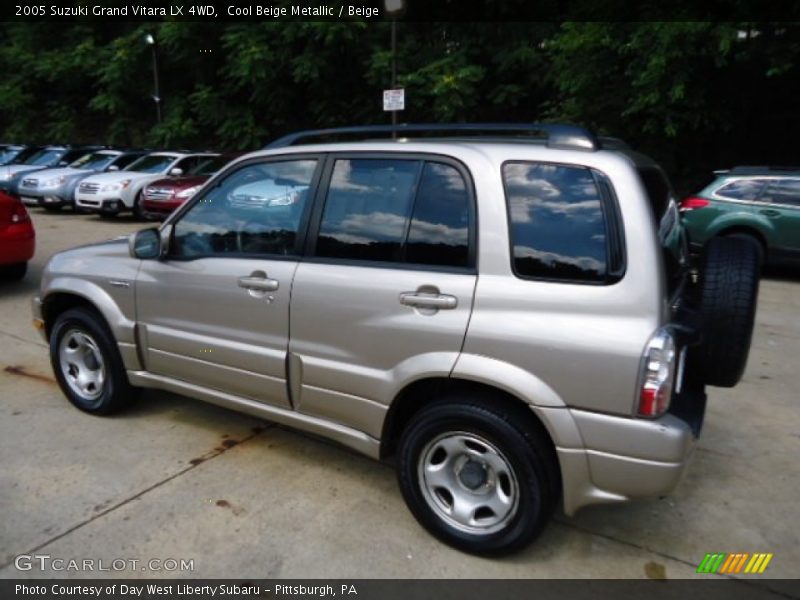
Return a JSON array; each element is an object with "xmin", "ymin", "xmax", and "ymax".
[
  {"xmin": 637, "ymin": 329, "xmax": 677, "ymax": 417},
  {"xmin": 10, "ymin": 202, "xmax": 30, "ymax": 224},
  {"xmin": 679, "ymin": 196, "xmax": 710, "ymax": 212}
]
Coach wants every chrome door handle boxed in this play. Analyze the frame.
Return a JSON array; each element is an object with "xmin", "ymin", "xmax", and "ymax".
[
  {"xmin": 399, "ymin": 292, "xmax": 458, "ymax": 310},
  {"xmin": 238, "ymin": 276, "xmax": 279, "ymax": 292}
]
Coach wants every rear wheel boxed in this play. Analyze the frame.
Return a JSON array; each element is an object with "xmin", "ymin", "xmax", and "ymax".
[
  {"xmin": 694, "ymin": 236, "xmax": 761, "ymax": 387},
  {"xmin": 42, "ymin": 204, "xmax": 63, "ymax": 212},
  {"xmin": 397, "ymin": 394, "xmax": 558, "ymax": 555},
  {"xmin": 50, "ymin": 307, "xmax": 138, "ymax": 414}
]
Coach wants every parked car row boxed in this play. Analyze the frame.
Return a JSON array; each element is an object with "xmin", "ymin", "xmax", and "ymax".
[{"xmin": 0, "ymin": 143, "xmax": 228, "ymax": 220}]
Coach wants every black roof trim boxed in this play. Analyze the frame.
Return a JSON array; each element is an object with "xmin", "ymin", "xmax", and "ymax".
[{"xmin": 265, "ymin": 123, "xmax": 602, "ymax": 152}]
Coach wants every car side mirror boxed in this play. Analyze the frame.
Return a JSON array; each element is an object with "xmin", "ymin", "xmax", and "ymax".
[
  {"xmin": 107, "ymin": 165, "xmax": 120, "ymax": 171},
  {"xmin": 58, "ymin": 160, "xmax": 69, "ymax": 166},
  {"xmin": 169, "ymin": 167, "xmax": 183, "ymax": 176},
  {"xmin": 129, "ymin": 228, "xmax": 160, "ymax": 259}
]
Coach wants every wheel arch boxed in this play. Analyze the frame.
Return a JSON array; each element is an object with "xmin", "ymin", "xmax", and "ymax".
[
  {"xmin": 380, "ymin": 376, "xmax": 566, "ymax": 464},
  {"xmin": 41, "ymin": 281, "xmax": 136, "ymax": 345},
  {"xmin": 714, "ymin": 225, "xmax": 768, "ymax": 258}
]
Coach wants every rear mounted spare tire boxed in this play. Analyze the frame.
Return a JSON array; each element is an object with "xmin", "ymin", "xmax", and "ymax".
[{"xmin": 695, "ymin": 236, "xmax": 760, "ymax": 388}]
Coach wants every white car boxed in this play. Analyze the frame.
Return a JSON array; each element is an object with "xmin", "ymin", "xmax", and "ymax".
[{"xmin": 74, "ymin": 152, "xmax": 217, "ymax": 218}]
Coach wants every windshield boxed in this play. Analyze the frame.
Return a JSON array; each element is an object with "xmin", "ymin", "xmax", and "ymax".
[
  {"xmin": 70, "ymin": 152, "xmax": 118, "ymax": 171},
  {"xmin": 190, "ymin": 156, "xmax": 228, "ymax": 176},
  {"xmin": 125, "ymin": 155, "xmax": 177, "ymax": 174},
  {"xmin": 0, "ymin": 148, "xmax": 23, "ymax": 164},
  {"xmin": 25, "ymin": 149, "xmax": 65, "ymax": 166}
]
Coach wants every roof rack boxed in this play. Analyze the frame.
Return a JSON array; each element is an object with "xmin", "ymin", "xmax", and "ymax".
[
  {"xmin": 727, "ymin": 165, "xmax": 800, "ymax": 175},
  {"xmin": 265, "ymin": 123, "xmax": 601, "ymax": 152}
]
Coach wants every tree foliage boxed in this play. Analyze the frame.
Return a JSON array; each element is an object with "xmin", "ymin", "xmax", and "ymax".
[{"xmin": 0, "ymin": 20, "xmax": 798, "ymax": 191}]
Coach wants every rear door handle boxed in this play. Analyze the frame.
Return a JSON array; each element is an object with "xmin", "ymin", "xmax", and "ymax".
[
  {"xmin": 760, "ymin": 209, "xmax": 781, "ymax": 218},
  {"xmin": 238, "ymin": 276, "xmax": 279, "ymax": 292},
  {"xmin": 399, "ymin": 292, "xmax": 458, "ymax": 310}
]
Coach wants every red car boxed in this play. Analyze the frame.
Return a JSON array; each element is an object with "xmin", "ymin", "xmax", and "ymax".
[
  {"xmin": 0, "ymin": 191, "xmax": 35, "ymax": 280},
  {"xmin": 141, "ymin": 154, "xmax": 235, "ymax": 219}
]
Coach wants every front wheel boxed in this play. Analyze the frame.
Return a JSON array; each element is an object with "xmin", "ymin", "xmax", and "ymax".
[
  {"xmin": 50, "ymin": 307, "xmax": 138, "ymax": 414},
  {"xmin": 132, "ymin": 192, "xmax": 145, "ymax": 220},
  {"xmin": 397, "ymin": 396, "xmax": 558, "ymax": 555}
]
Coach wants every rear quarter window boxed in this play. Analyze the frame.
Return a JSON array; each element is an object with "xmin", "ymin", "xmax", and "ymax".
[
  {"xmin": 714, "ymin": 179, "xmax": 766, "ymax": 201},
  {"xmin": 502, "ymin": 162, "xmax": 623, "ymax": 284}
]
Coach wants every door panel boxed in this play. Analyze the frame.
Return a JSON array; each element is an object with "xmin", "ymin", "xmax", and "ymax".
[
  {"xmin": 136, "ymin": 258, "xmax": 296, "ymax": 408},
  {"xmin": 288, "ymin": 155, "xmax": 478, "ymax": 430},
  {"xmin": 134, "ymin": 156, "xmax": 322, "ymax": 409},
  {"xmin": 289, "ymin": 263, "xmax": 476, "ymax": 415}
]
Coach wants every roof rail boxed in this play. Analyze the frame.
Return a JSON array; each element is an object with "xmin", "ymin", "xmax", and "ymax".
[
  {"xmin": 265, "ymin": 123, "xmax": 600, "ymax": 152},
  {"xmin": 728, "ymin": 165, "xmax": 800, "ymax": 175}
]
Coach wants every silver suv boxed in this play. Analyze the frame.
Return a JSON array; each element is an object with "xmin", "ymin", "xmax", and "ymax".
[{"xmin": 32, "ymin": 124, "xmax": 761, "ymax": 555}]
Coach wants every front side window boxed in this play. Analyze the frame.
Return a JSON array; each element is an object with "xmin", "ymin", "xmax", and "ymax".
[
  {"xmin": 761, "ymin": 178, "xmax": 800, "ymax": 207},
  {"xmin": 503, "ymin": 162, "xmax": 610, "ymax": 283},
  {"xmin": 172, "ymin": 159, "xmax": 317, "ymax": 258},
  {"xmin": 715, "ymin": 179, "xmax": 765, "ymax": 201},
  {"xmin": 315, "ymin": 158, "xmax": 472, "ymax": 268}
]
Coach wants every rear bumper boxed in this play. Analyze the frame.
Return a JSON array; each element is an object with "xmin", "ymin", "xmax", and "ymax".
[
  {"xmin": 556, "ymin": 382, "xmax": 705, "ymax": 515},
  {"xmin": 0, "ymin": 226, "xmax": 35, "ymax": 265}
]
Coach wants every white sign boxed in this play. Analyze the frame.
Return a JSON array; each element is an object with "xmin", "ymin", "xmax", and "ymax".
[{"xmin": 383, "ymin": 88, "xmax": 405, "ymax": 112}]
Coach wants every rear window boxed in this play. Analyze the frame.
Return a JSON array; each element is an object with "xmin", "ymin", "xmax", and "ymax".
[
  {"xmin": 715, "ymin": 179, "xmax": 765, "ymax": 201},
  {"xmin": 502, "ymin": 162, "xmax": 621, "ymax": 284}
]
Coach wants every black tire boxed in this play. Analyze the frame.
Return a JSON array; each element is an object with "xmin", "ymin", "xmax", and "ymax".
[
  {"xmin": 42, "ymin": 204, "xmax": 63, "ymax": 212},
  {"xmin": 695, "ymin": 236, "xmax": 761, "ymax": 387},
  {"xmin": 49, "ymin": 307, "xmax": 138, "ymax": 414},
  {"xmin": 725, "ymin": 232, "xmax": 766, "ymax": 265},
  {"xmin": 397, "ymin": 394, "xmax": 558, "ymax": 555},
  {"xmin": 132, "ymin": 192, "xmax": 145, "ymax": 220},
  {"xmin": 0, "ymin": 262, "xmax": 27, "ymax": 281}
]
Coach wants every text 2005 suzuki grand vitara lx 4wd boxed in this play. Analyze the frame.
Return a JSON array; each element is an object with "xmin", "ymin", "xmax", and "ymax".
[{"xmin": 33, "ymin": 124, "xmax": 760, "ymax": 555}]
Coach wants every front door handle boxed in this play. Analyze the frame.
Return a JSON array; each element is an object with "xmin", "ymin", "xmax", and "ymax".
[
  {"xmin": 238, "ymin": 276, "xmax": 279, "ymax": 292},
  {"xmin": 760, "ymin": 209, "xmax": 781, "ymax": 218},
  {"xmin": 399, "ymin": 292, "xmax": 458, "ymax": 310}
]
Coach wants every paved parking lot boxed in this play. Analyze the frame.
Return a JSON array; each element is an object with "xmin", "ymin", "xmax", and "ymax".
[{"xmin": 1, "ymin": 210, "xmax": 798, "ymax": 588}]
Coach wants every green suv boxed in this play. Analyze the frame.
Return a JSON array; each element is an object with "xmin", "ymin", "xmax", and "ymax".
[{"xmin": 681, "ymin": 166, "xmax": 800, "ymax": 263}]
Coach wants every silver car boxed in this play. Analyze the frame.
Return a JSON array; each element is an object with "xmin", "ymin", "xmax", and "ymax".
[
  {"xmin": 17, "ymin": 150, "xmax": 146, "ymax": 211},
  {"xmin": 32, "ymin": 124, "xmax": 760, "ymax": 555}
]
